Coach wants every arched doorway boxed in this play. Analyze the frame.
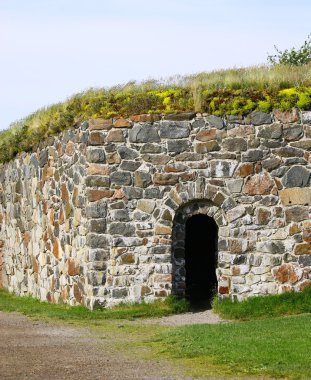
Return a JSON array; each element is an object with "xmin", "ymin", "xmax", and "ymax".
[{"xmin": 185, "ymin": 214, "xmax": 218, "ymax": 309}]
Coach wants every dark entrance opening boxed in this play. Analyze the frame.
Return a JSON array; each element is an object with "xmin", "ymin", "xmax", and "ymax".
[{"xmin": 185, "ymin": 214, "xmax": 218, "ymax": 309}]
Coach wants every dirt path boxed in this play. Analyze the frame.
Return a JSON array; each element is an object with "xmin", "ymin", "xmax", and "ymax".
[{"xmin": 0, "ymin": 311, "xmax": 198, "ymax": 380}]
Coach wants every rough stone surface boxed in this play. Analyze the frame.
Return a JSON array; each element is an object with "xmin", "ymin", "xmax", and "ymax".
[{"xmin": 0, "ymin": 111, "xmax": 310, "ymax": 309}]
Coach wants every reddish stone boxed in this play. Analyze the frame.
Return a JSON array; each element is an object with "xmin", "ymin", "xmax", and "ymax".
[
  {"xmin": 43, "ymin": 200, "xmax": 48, "ymax": 215},
  {"xmin": 23, "ymin": 232, "xmax": 31, "ymax": 246},
  {"xmin": 112, "ymin": 189, "xmax": 124, "ymax": 199},
  {"xmin": 236, "ymin": 163, "xmax": 254, "ymax": 177},
  {"xmin": 89, "ymin": 118, "xmax": 113, "ymax": 130},
  {"xmin": 130, "ymin": 114, "xmax": 160, "ymax": 123},
  {"xmin": 68, "ymin": 258, "xmax": 80, "ymax": 276},
  {"xmin": 53, "ymin": 239, "xmax": 60, "ymax": 259},
  {"xmin": 65, "ymin": 142, "xmax": 75, "ymax": 156},
  {"xmin": 180, "ymin": 172, "xmax": 196, "ymax": 182},
  {"xmin": 59, "ymin": 207, "xmax": 64, "ymax": 225},
  {"xmin": 274, "ymin": 264, "xmax": 298, "ymax": 284},
  {"xmin": 300, "ymin": 280, "xmax": 311, "ymax": 291},
  {"xmin": 87, "ymin": 164, "xmax": 110, "ymax": 176},
  {"xmin": 114, "ymin": 117, "xmax": 132, "ymax": 128},
  {"xmin": 32, "ymin": 256, "xmax": 39, "ymax": 273},
  {"xmin": 120, "ymin": 253, "xmax": 135, "ymax": 265},
  {"xmin": 273, "ymin": 108, "xmax": 300, "ymax": 123},
  {"xmin": 87, "ymin": 189, "xmax": 114, "ymax": 202},
  {"xmin": 195, "ymin": 129, "xmax": 217, "ymax": 141},
  {"xmin": 243, "ymin": 172, "xmax": 274, "ymax": 195},
  {"xmin": 155, "ymin": 290, "xmax": 167, "ymax": 297},
  {"xmin": 303, "ymin": 229, "xmax": 311, "ymax": 243},
  {"xmin": 72, "ymin": 187, "xmax": 79, "ymax": 207},
  {"xmin": 219, "ymin": 286, "xmax": 229, "ymax": 295}
]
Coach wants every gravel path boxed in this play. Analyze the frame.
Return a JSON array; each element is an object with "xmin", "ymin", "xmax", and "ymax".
[
  {"xmin": 0, "ymin": 311, "xmax": 196, "ymax": 380},
  {"xmin": 141, "ymin": 309, "xmax": 228, "ymax": 326}
]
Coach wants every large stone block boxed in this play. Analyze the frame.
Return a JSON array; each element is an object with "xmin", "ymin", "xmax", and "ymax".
[
  {"xmin": 129, "ymin": 124, "xmax": 160, "ymax": 143},
  {"xmin": 282, "ymin": 166, "xmax": 310, "ymax": 188},
  {"xmin": 159, "ymin": 121, "xmax": 190, "ymax": 139},
  {"xmin": 243, "ymin": 172, "xmax": 275, "ymax": 195},
  {"xmin": 279, "ymin": 188, "xmax": 311, "ymax": 206}
]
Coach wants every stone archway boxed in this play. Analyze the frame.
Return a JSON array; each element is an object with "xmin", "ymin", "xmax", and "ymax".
[{"xmin": 171, "ymin": 200, "xmax": 220, "ymax": 308}]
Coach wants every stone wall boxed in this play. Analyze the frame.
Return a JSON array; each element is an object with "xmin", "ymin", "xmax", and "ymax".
[{"xmin": 0, "ymin": 110, "xmax": 310, "ymax": 309}]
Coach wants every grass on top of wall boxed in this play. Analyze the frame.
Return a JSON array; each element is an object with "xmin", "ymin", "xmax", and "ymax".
[
  {"xmin": 0, "ymin": 290, "xmax": 189, "ymax": 321},
  {"xmin": 213, "ymin": 285, "xmax": 311, "ymax": 320},
  {"xmin": 0, "ymin": 63, "xmax": 311, "ymax": 164}
]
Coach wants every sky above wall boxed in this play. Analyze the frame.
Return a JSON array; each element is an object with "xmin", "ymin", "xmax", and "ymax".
[{"xmin": 0, "ymin": 0, "xmax": 310, "ymax": 130}]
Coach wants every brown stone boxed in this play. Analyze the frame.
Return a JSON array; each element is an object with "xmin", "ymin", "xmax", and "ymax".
[
  {"xmin": 87, "ymin": 189, "xmax": 114, "ymax": 202},
  {"xmin": 130, "ymin": 114, "xmax": 160, "ymax": 123},
  {"xmin": 153, "ymin": 274, "xmax": 172, "ymax": 283},
  {"xmin": 89, "ymin": 118, "xmax": 113, "ymax": 130},
  {"xmin": 294, "ymin": 243, "xmax": 311, "ymax": 255},
  {"xmin": 106, "ymin": 129, "xmax": 125, "ymax": 142},
  {"xmin": 112, "ymin": 189, "xmax": 125, "ymax": 199},
  {"xmin": 120, "ymin": 253, "xmax": 135, "ymax": 265},
  {"xmin": 255, "ymin": 208, "xmax": 271, "ymax": 225},
  {"xmin": 142, "ymin": 154, "xmax": 171, "ymax": 165},
  {"xmin": 89, "ymin": 131, "xmax": 105, "ymax": 145},
  {"xmin": 303, "ymin": 229, "xmax": 311, "ymax": 243},
  {"xmin": 107, "ymin": 152, "xmax": 121, "ymax": 165},
  {"xmin": 65, "ymin": 142, "xmax": 75, "ymax": 156},
  {"xmin": 141, "ymin": 286, "xmax": 151, "ymax": 296},
  {"xmin": 273, "ymin": 108, "xmax": 300, "ymax": 123},
  {"xmin": 32, "ymin": 255, "xmax": 39, "ymax": 274},
  {"xmin": 285, "ymin": 206, "xmax": 309, "ymax": 223},
  {"xmin": 289, "ymin": 223, "xmax": 301, "ymax": 235},
  {"xmin": 243, "ymin": 172, "xmax": 274, "ymax": 195},
  {"xmin": 153, "ymin": 173, "xmax": 179, "ymax": 185},
  {"xmin": 195, "ymin": 129, "xmax": 217, "ymax": 141},
  {"xmin": 155, "ymin": 224, "xmax": 172, "ymax": 235},
  {"xmin": 68, "ymin": 258, "xmax": 80, "ymax": 276},
  {"xmin": 236, "ymin": 163, "xmax": 254, "ymax": 177},
  {"xmin": 73, "ymin": 284, "xmax": 83, "ymax": 303},
  {"xmin": 87, "ymin": 164, "xmax": 110, "ymax": 176},
  {"xmin": 59, "ymin": 207, "xmax": 64, "ymax": 225},
  {"xmin": 274, "ymin": 264, "xmax": 298, "ymax": 283},
  {"xmin": 23, "ymin": 232, "xmax": 31, "ymax": 246},
  {"xmin": 114, "ymin": 117, "xmax": 132, "ymax": 128},
  {"xmin": 195, "ymin": 141, "xmax": 220, "ymax": 153},
  {"xmin": 61, "ymin": 183, "xmax": 69, "ymax": 202},
  {"xmin": 180, "ymin": 172, "xmax": 196, "ymax": 182}
]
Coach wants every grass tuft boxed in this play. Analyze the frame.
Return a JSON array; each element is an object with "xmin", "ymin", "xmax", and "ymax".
[
  {"xmin": 0, "ymin": 290, "xmax": 189, "ymax": 321},
  {"xmin": 212, "ymin": 285, "xmax": 311, "ymax": 320}
]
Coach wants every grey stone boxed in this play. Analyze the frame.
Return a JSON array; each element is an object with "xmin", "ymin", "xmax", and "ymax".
[
  {"xmin": 260, "ymin": 196, "xmax": 278, "ymax": 206},
  {"xmin": 120, "ymin": 160, "xmax": 141, "ymax": 171},
  {"xmin": 85, "ymin": 176, "xmax": 110, "ymax": 188},
  {"xmin": 302, "ymin": 111, "xmax": 311, "ymax": 124},
  {"xmin": 111, "ymin": 288, "xmax": 128, "ymax": 298},
  {"xmin": 298, "ymin": 255, "xmax": 311, "ymax": 266},
  {"xmin": 110, "ymin": 209, "xmax": 130, "ymax": 222},
  {"xmin": 164, "ymin": 112, "xmax": 196, "ymax": 121},
  {"xmin": 227, "ymin": 179, "xmax": 244, "ymax": 193},
  {"xmin": 87, "ymin": 148, "xmax": 106, "ymax": 163},
  {"xmin": 205, "ymin": 115, "xmax": 225, "ymax": 129},
  {"xmin": 257, "ymin": 241, "xmax": 285, "ymax": 254},
  {"xmin": 282, "ymin": 166, "xmax": 311, "ymax": 188},
  {"xmin": 241, "ymin": 150, "xmax": 263, "ymax": 162},
  {"xmin": 145, "ymin": 187, "xmax": 162, "ymax": 199},
  {"xmin": 284, "ymin": 158, "xmax": 308, "ymax": 166},
  {"xmin": 89, "ymin": 249, "xmax": 109, "ymax": 262},
  {"xmin": 129, "ymin": 124, "xmax": 160, "ymax": 143},
  {"xmin": 210, "ymin": 160, "xmax": 237, "ymax": 177},
  {"xmin": 251, "ymin": 111, "xmax": 272, "ymax": 125},
  {"xmin": 140, "ymin": 143, "xmax": 163, "ymax": 154},
  {"xmin": 262, "ymin": 157, "xmax": 281, "ymax": 171},
  {"xmin": 283, "ymin": 124, "xmax": 303, "ymax": 141},
  {"xmin": 39, "ymin": 150, "xmax": 48, "ymax": 167},
  {"xmin": 273, "ymin": 146, "xmax": 304, "ymax": 157},
  {"xmin": 270, "ymin": 167, "xmax": 288, "ymax": 178},
  {"xmin": 89, "ymin": 219, "xmax": 106, "ymax": 233},
  {"xmin": 86, "ymin": 233, "xmax": 110, "ymax": 248},
  {"xmin": 167, "ymin": 139, "xmax": 190, "ymax": 153},
  {"xmin": 191, "ymin": 119, "xmax": 205, "ymax": 129},
  {"xmin": 257, "ymin": 124, "xmax": 282, "ymax": 139},
  {"xmin": 86, "ymin": 201, "xmax": 107, "ymax": 218},
  {"xmin": 110, "ymin": 171, "xmax": 132, "ymax": 186},
  {"xmin": 223, "ymin": 138, "xmax": 247, "ymax": 152},
  {"xmin": 109, "ymin": 222, "xmax": 135, "ymax": 236},
  {"xmin": 159, "ymin": 121, "xmax": 190, "ymax": 139},
  {"xmin": 134, "ymin": 171, "xmax": 152, "ymax": 188},
  {"xmin": 123, "ymin": 186, "xmax": 143, "ymax": 199},
  {"xmin": 117, "ymin": 146, "xmax": 139, "ymax": 160}
]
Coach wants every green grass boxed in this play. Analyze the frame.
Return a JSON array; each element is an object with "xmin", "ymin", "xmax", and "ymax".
[
  {"xmin": 159, "ymin": 314, "xmax": 311, "ymax": 379},
  {"xmin": 213, "ymin": 285, "xmax": 311, "ymax": 321},
  {"xmin": 1, "ymin": 63, "xmax": 311, "ymax": 163},
  {"xmin": 0, "ymin": 289, "xmax": 188, "ymax": 321}
]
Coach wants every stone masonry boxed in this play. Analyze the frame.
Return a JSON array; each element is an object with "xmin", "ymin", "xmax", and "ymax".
[{"xmin": 0, "ymin": 110, "xmax": 310, "ymax": 309}]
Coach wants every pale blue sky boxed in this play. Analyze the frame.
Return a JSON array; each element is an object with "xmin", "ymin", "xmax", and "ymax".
[{"xmin": 1, "ymin": 0, "xmax": 310, "ymax": 130}]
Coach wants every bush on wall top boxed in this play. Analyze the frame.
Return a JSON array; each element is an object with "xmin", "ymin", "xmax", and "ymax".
[{"xmin": 1, "ymin": 63, "xmax": 311, "ymax": 164}]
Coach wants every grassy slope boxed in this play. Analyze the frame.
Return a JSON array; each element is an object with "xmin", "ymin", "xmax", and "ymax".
[
  {"xmin": 1, "ymin": 63, "xmax": 311, "ymax": 163},
  {"xmin": 1, "ymin": 289, "xmax": 311, "ymax": 378}
]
